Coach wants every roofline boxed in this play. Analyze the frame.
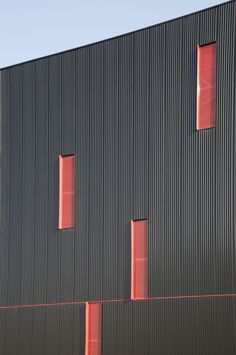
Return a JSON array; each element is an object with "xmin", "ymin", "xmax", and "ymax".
[{"xmin": 0, "ymin": 0, "xmax": 234, "ymax": 71}]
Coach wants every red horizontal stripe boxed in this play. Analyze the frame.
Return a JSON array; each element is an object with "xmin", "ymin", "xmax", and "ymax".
[{"xmin": 1, "ymin": 293, "xmax": 236, "ymax": 310}]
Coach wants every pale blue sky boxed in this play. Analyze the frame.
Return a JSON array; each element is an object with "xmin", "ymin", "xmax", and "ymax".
[{"xmin": 0, "ymin": 0, "xmax": 228, "ymax": 68}]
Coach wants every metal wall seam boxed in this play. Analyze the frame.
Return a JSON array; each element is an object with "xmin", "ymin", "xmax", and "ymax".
[
  {"xmin": 45, "ymin": 54, "xmax": 62, "ymax": 355},
  {"xmin": 74, "ymin": 46, "xmax": 90, "ymax": 301},
  {"xmin": 180, "ymin": 13, "xmax": 198, "ymax": 298},
  {"xmin": 197, "ymin": 6, "xmax": 217, "ymax": 296},
  {"xmin": 0, "ymin": 69, "xmax": 10, "ymax": 355},
  {"xmin": 148, "ymin": 23, "xmax": 165, "ymax": 297},
  {"xmin": 133, "ymin": 29, "xmax": 149, "ymax": 220},
  {"xmin": 102, "ymin": 39, "xmax": 119, "ymax": 300},
  {"xmin": 18, "ymin": 61, "xmax": 36, "ymax": 355},
  {"xmin": 88, "ymin": 43, "xmax": 104, "ymax": 300},
  {"xmin": 5, "ymin": 66, "xmax": 23, "ymax": 355},
  {"xmin": 163, "ymin": 19, "xmax": 182, "ymax": 297},
  {"xmin": 117, "ymin": 34, "xmax": 133, "ymax": 299},
  {"xmin": 215, "ymin": 2, "xmax": 236, "ymax": 294},
  {"xmin": 59, "ymin": 50, "xmax": 76, "ymax": 355},
  {"xmin": 31, "ymin": 58, "xmax": 49, "ymax": 355}
]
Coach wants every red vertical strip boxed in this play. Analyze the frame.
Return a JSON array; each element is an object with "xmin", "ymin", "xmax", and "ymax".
[
  {"xmin": 85, "ymin": 302, "xmax": 102, "ymax": 355},
  {"xmin": 58, "ymin": 155, "xmax": 75, "ymax": 229},
  {"xmin": 131, "ymin": 219, "xmax": 148, "ymax": 300},
  {"xmin": 197, "ymin": 43, "xmax": 216, "ymax": 130}
]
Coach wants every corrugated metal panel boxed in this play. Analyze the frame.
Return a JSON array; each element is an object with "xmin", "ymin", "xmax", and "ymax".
[
  {"xmin": 33, "ymin": 58, "xmax": 48, "ymax": 305},
  {"xmin": 7, "ymin": 66, "xmax": 23, "ymax": 306},
  {"xmin": 60, "ymin": 52, "xmax": 75, "ymax": 306},
  {"xmin": 132, "ymin": 301, "xmax": 150, "ymax": 355},
  {"xmin": 5, "ymin": 310, "xmax": 19, "ymax": 355},
  {"xmin": 58, "ymin": 51, "xmax": 76, "ymax": 355},
  {"xmin": 102, "ymin": 39, "xmax": 119, "ymax": 300},
  {"xmin": 46, "ymin": 55, "xmax": 61, "ymax": 304},
  {"xmin": 163, "ymin": 19, "xmax": 182, "ymax": 296},
  {"xmin": 215, "ymin": 1, "xmax": 235, "ymax": 294},
  {"xmin": 58, "ymin": 306, "xmax": 74, "ymax": 355},
  {"xmin": 102, "ymin": 302, "xmax": 118, "ymax": 355},
  {"xmin": 197, "ymin": 7, "xmax": 217, "ymax": 294},
  {"xmin": 20, "ymin": 62, "xmax": 35, "ymax": 307},
  {"xmin": 0, "ymin": 69, "xmax": 10, "ymax": 307},
  {"xmin": 31, "ymin": 308, "xmax": 47, "ymax": 355},
  {"xmin": 117, "ymin": 34, "xmax": 133, "ymax": 299},
  {"xmin": 180, "ymin": 14, "xmax": 198, "ymax": 296},
  {"xmin": 88, "ymin": 42, "xmax": 104, "ymax": 301},
  {"xmin": 72, "ymin": 304, "xmax": 85, "ymax": 355},
  {"xmin": 44, "ymin": 307, "xmax": 60, "ymax": 355},
  {"xmin": 116, "ymin": 302, "xmax": 133, "ymax": 355},
  {"xmin": 4, "ymin": 66, "xmax": 23, "ymax": 355},
  {"xmin": 18, "ymin": 308, "xmax": 33, "ymax": 355},
  {"xmin": 133, "ymin": 29, "xmax": 149, "ymax": 220},
  {"xmin": 103, "ymin": 298, "xmax": 236, "ymax": 355},
  {"xmin": 74, "ymin": 46, "xmax": 90, "ymax": 301},
  {"xmin": 149, "ymin": 23, "xmax": 165, "ymax": 297},
  {"xmin": 0, "ymin": 69, "xmax": 10, "ymax": 355},
  {"xmin": 164, "ymin": 300, "xmax": 182, "ymax": 355}
]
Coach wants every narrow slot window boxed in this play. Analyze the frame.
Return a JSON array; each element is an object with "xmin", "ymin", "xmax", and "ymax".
[
  {"xmin": 196, "ymin": 43, "xmax": 216, "ymax": 130},
  {"xmin": 58, "ymin": 154, "xmax": 75, "ymax": 229},
  {"xmin": 131, "ymin": 219, "xmax": 148, "ymax": 300},
  {"xmin": 85, "ymin": 303, "xmax": 102, "ymax": 355}
]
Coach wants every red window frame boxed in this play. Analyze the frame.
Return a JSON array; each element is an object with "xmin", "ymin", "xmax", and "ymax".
[
  {"xmin": 196, "ymin": 42, "xmax": 216, "ymax": 130},
  {"xmin": 131, "ymin": 219, "xmax": 148, "ymax": 300},
  {"xmin": 58, "ymin": 154, "xmax": 75, "ymax": 229},
  {"xmin": 85, "ymin": 302, "xmax": 102, "ymax": 355}
]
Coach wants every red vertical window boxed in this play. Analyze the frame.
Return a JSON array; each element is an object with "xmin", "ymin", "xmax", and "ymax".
[
  {"xmin": 58, "ymin": 154, "xmax": 75, "ymax": 229},
  {"xmin": 85, "ymin": 302, "xmax": 102, "ymax": 355},
  {"xmin": 131, "ymin": 219, "xmax": 148, "ymax": 300},
  {"xmin": 196, "ymin": 43, "xmax": 216, "ymax": 130}
]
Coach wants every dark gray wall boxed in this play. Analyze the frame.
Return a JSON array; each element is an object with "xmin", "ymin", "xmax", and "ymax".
[{"xmin": 0, "ymin": 1, "xmax": 236, "ymax": 354}]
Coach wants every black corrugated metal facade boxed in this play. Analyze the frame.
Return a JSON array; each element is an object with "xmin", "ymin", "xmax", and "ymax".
[{"xmin": 0, "ymin": 1, "xmax": 236, "ymax": 354}]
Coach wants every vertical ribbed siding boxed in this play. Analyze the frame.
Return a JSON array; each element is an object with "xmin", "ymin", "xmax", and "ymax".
[
  {"xmin": 197, "ymin": 7, "xmax": 217, "ymax": 294},
  {"xmin": 31, "ymin": 308, "xmax": 46, "ymax": 355},
  {"xmin": 133, "ymin": 29, "xmax": 149, "ymax": 220},
  {"xmin": 0, "ymin": 69, "xmax": 10, "ymax": 307},
  {"xmin": 116, "ymin": 302, "xmax": 133, "ymax": 355},
  {"xmin": 88, "ymin": 43, "xmax": 104, "ymax": 300},
  {"xmin": 59, "ymin": 51, "xmax": 76, "ymax": 355},
  {"xmin": 33, "ymin": 59, "xmax": 48, "ymax": 304},
  {"xmin": 103, "ymin": 39, "xmax": 119, "ymax": 300},
  {"xmin": 0, "ymin": 69, "xmax": 10, "ymax": 355},
  {"xmin": 215, "ymin": 2, "xmax": 236, "ymax": 293},
  {"xmin": 31, "ymin": 58, "xmax": 49, "ymax": 355},
  {"xmin": 73, "ymin": 304, "xmax": 85, "ymax": 355},
  {"xmin": 60, "ymin": 50, "xmax": 76, "ymax": 298},
  {"xmin": 117, "ymin": 34, "xmax": 133, "ymax": 299},
  {"xmin": 132, "ymin": 301, "xmax": 150, "ymax": 355},
  {"xmin": 163, "ymin": 19, "xmax": 182, "ymax": 296},
  {"xmin": 5, "ymin": 66, "xmax": 23, "ymax": 355},
  {"xmin": 18, "ymin": 62, "xmax": 36, "ymax": 355},
  {"xmin": 180, "ymin": 14, "xmax": 198, "ymax": 296},
  {"xmin": 44, "ymin": 54, "xmax": 61, "ymax": 355},
  {"xmin": 103, "ymin": 298, "xmax": 236, "ymax": 355},
  {"xmin": 149, "ymin": 23, "xmax": 165, "ymax": 297},
  {"xmin": 75, "ymin": 46, "xmax": 90, "ymax": 301},
  {"xmin": 102, "ymin": 303, "xmax": 118, "ymax": 355}
]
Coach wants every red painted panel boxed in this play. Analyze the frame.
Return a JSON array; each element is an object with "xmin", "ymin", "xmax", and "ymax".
[
  {"xmin": 85, "ymin": 303, "xmax": 102, "ymax": 355},
  {"xmin": 131, "ymin": 219, "xmax": 148, "ymax": 300},
  {"xmin": 58, "ymin": 155, "xmax": 75, "ymax": 229},
  {"xmin": 197, "ymin": 43, "xmax": 216, "ymax": 130}
]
